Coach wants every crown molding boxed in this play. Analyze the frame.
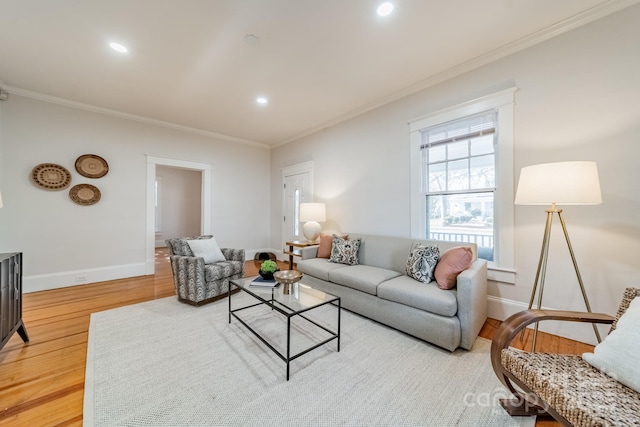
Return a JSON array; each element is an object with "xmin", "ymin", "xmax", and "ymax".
[
  {"xmin": 274, "ymin": 0, "xmax": 640, "ymax": 147},
  {"xmin": 4, "ymin": 85, "xmax": 270, "ymax": 150}
]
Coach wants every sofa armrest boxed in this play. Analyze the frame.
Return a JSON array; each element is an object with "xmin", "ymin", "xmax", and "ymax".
[
  {"xmin": 300, "ymin": 246, "xmax": 319, "ymax": 260},
  {"xmin": 455, "ymin": 258, "xmax": 488, "ymax": 350},
  {"xmin": 222, "ymin": 248, "xmax": 245, "ymax": 263}
]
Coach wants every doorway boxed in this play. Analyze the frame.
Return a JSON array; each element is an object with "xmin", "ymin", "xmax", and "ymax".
[
  {"xmin": 146, "ymin": 156, "xmax": 212, "ymax": 275},
  {"xmin": 281, "ymin": 161, "xmax": 314, "ymax": 248}
]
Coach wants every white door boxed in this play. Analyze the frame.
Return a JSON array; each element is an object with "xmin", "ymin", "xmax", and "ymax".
[{"xmin": 282, "ymin": 171, "xmax": 311, "ymax": 245}]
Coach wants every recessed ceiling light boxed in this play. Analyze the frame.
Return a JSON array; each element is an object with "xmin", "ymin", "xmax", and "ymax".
[
  {"xmin": 377, "ymin": 2, "xmax": 394, "ymax": 16},
  {"xmin": 109, "ymin": 42, "xmax": 128, "ymax": 53},
  {"xmin": 256, "ymin": 97, "xmax": 268, "ymax": 105}
]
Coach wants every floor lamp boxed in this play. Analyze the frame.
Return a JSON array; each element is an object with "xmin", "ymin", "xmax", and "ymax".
[{"xmin": 515, "ymin": 161, "xmax": 602, "ymax": 351}]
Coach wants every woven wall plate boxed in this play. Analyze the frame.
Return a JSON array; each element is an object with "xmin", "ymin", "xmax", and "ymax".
[
  {"xmin": 31, "ymin": 163, "xmax": 72, "ymax": 190},
  {"xmin": 75, "ymin": 154, "xmax": 109, "ymax": 178},
  {"xmin": 69, "ymin": 183, "xmax": 101, "ymax": 206}
]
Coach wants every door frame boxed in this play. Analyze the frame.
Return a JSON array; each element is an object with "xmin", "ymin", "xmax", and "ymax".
[
  {"xmin": 281, "ymin": 161, "xmax": 314, "ymax": 248},
  {"xmin": 146, "ymin": 155, "xmax": 212, "ymax": 274}
]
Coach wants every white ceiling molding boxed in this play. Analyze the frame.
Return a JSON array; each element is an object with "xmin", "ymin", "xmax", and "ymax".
[
  {"xmin": 4, "ymin": 85, "xmax": 269, "ymax": 150},
  {"xmin": 275, "ymin": 0, "xmax": 640, "ymax": 147}
]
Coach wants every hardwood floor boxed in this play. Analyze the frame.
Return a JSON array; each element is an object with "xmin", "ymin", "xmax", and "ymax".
[{"xmin": 0, "ymin": 248, "xmax": 593, "ymax": 426}]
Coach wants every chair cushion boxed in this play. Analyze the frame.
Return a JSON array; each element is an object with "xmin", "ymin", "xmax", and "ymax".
[
  {"xmin": 204, "ymin": 260, "xmax": 243, "ymax": 282},
  {"xmin": 166, "ymin": 235, "xmax": 213, "ymax": 256},
  {"xmin": 582, "ymin": 297, "xmax": 640, "ymax": 393},
  {"xmin": 328, "ymin": 265, "xmax": 401, "ymax": 296},
  {"xmin": 502, "ymin": 348, "xmax": 640, "ymax": 426},
  {"xmin": 187, "ymin": 237, "xmax": 226, "ymax": 264},
  {"xmin": 378, "ymin": 275, "xmax": 458, "ymax": 317}
]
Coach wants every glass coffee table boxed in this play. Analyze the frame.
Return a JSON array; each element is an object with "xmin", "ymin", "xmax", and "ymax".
[{"xmin": 228, "ymin": 277, "xmax": 341, "ymax": 380}]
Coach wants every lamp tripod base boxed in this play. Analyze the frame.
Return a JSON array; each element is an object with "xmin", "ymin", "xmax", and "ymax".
[{"xmin": 525, "ymin": 206, "xmax": 601, "ymax": 351}]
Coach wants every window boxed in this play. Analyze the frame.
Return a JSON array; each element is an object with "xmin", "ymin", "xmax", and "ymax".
[
  {"xmin": 422, "ymin": 111, "xmax": 496, "ymax": 261},
  {"xmin": 410, "ymin": 88, "xmax": 516, "ymax": 281}
]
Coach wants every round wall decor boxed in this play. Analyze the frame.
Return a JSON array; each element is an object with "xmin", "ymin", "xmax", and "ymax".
[
  {"xmin": 69, "ymin": 183, "xmax": 101, "ymax": 206},
  {"xmin": 31, "ymin": 163, "xmax": 72, "ymax": 190},
  {"xmin": 75, "ymin": 154, "xmax": 109, "ymax": 178}
]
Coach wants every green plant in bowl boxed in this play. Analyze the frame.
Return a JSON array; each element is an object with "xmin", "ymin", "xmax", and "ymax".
[
  {"xmin": 259, "ymin": 260, "xmax": 279, "ymax": 280},
  {"xmin": 260, "ymin": 260, "xmax": 277, "ymax": 273}
]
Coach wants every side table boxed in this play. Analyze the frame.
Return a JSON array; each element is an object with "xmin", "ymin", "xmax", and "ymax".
[{"xmin": 284, "ymin": 240, "xmax": 318, "ymax": 269}]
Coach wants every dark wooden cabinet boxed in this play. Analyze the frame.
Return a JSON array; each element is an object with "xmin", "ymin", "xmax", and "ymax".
[{"xmin": 1, "ymin": 252, "xmax": 29, "ymax": 351}]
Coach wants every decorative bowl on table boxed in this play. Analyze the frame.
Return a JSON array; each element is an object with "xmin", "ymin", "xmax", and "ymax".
[
  {"xmin": 274, "ymin": 270, "xmax": 303, "ymax": 294},
  {"xmin": 274, "ymin": 270, "xmax": 303, "ymax": 285}
]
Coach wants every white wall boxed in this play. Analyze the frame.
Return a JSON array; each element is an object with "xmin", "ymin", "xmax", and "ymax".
[
  {"xmin": 270, "ymin": 5, "xmax": 640, "ymax": 344},
  {"xmin": 155, "ymin": 165, "xmax": 201, "ymax": 245},
  {"xmin": 0, "ymin": 95, "xmax": 271, "ymax": 292}
]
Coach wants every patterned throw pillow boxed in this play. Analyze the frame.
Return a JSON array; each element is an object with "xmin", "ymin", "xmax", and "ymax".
[
  {"xmin": 406, "ymin": 245, "xmax": 440, "ymax": 283},
  {"xmin": 329, "ymin": 236, "xmax": 361, "ymax": 265}
]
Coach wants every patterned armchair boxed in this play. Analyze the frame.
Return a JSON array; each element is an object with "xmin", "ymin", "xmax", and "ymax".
[{"xmin": 165, "ymin": 235, "xmax": 245, "ymax": 306}]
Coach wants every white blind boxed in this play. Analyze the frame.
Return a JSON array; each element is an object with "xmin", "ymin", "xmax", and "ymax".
[{"xmin": 420, "ymin": 111, "xmax": 496, "ymax": 149}]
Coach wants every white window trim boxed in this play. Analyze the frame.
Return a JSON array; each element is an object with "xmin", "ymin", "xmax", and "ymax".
[{"xmin": 409, "ymin": 87, "xmax": 517, "ymax": 283}]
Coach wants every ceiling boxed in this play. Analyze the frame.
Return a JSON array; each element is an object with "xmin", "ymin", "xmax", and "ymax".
[{"xmin": 0, "ymin": 0, "xmax": 635, "ymax": 147}]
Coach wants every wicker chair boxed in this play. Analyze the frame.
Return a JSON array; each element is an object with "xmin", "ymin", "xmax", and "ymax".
[
  {"xmin": 491, "ymin": 287, "xmax": 640, "ymax": 426},
  {"xmin": 165, "ymin": 235, "xmax": 245, "ymax": 306}
]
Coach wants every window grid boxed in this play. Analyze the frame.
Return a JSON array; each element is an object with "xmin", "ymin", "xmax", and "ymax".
[{"xmin": 420, "ymin": 110, "xmax": 497, "ymax": 262}]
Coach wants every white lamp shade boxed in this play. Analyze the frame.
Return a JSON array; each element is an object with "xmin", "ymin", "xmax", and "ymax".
[
  {"xmin": 0, "ymin": 192, "xmax": 3, "ymax": 208},
  {"xmin": 515, "ymin": 161, "xmax": 602, "ymax": 206},
  {"xmin": 299, "ymin": 203, "xmax": 326, "ymax": 222}
]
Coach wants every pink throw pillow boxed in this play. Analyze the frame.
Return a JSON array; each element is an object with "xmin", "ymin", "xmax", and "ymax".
[
  {"xmin": 317, "ymin": 233, "xmax": 348, "ymax": 258},
  {"xmin": 317, "ymin": 234, "xmax": 333, "ymax": 258},
  {"xmin": 435, "ymin": 246, "xmax": 473, "ymax": 290}
]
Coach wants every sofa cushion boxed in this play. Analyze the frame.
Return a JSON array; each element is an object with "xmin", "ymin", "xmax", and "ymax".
[
  {"xmin": 296, "ymin": 258, "xmax": 348, "ymax": 282},
  {"xmin": 435, "ymin": 246, "xmax": 473, "ymax": 290},
  {"xmin": 378, "ymin": 275, "xmax": 458, "ymax": 317},
  {"xmin": 352, "ymin": 234, "xmax": 414, "ymax": 273},
  {"xmin": 329, "ymin": 236, "xmax": 361, "ymax": 265},
  {"xmin": 328, "ymin": 265, "xmax": 402, "ymax": 296},
  {"xmin": 204, "ymin": 260, "xmax": 243, "ymax": 282},
  {"xmin": 406, "ymin": 244, "xmax": 440, "ymax": 283}
]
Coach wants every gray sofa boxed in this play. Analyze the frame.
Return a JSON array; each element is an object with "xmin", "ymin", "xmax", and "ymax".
[{"xmin": 295, "ymin": 234, "xmax": 488, "ymax": 351}]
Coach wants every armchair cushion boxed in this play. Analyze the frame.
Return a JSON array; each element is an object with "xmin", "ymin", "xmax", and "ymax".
[
  {"xmin": 204, "ymin": 260, "xmax": 243, "ymax": 282},
  {"xmin": 166, "ymin": 235, "xmax": 213, "ymax": 256},
  {"xmin": 582, "ymin": 297, "xmax": 640, "ymax": 393},
  {"xmin": 187, "ymin": 237, "xmax": 226, "ymax": 264}
]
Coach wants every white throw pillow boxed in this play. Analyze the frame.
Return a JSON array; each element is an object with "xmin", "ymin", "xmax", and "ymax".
[
  {"xmin": 187, "ymin": 238, "xmax": 226, "ymax": 264},
  {"xmin": 582, "ymin": 297, "xmax": 640, "ymax": 393}
]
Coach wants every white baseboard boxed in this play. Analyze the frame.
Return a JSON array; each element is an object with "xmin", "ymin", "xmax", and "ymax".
[
  {"xmin": 488, "ymin": 295, "xmax": 605, "ymax": 346},
  {"xmin": 23, "ymin": 262, "xmax": 147, "ymax": 293}
]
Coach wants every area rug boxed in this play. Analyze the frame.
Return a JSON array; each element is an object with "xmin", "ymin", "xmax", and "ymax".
[{"xmin": 84, "ymin": 294, "xmax": 535, "ymax": 427}]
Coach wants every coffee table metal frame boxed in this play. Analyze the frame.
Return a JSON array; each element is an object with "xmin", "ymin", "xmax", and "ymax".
[{"xmin": 228, "ymin": 277, "xmax": 341, "ymax": 380}]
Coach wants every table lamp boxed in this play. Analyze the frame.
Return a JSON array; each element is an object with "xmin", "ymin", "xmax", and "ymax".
[
  {"xmin": 300, "ymin": 203, "xmax": 326, "ymax": 242},
  {"xmin": 515, "ymin": 161, "xmax": 602, "ymax": 351},
  {"xmin": 0, "ymin": 191, "xmax": 3, "ymax": 208}
]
